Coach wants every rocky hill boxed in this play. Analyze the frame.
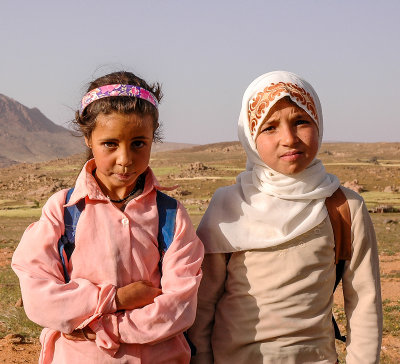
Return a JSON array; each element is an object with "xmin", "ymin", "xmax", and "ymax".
[
  {"xmin": 0, "ymin": 94, "xmax": 84, "ymax": 167},
  {"xmin": 151, "ymin": 142, "xmax": 197, "ymax": 153}
]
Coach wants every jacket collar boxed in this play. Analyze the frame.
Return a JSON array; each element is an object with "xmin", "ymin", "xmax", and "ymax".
[{"xmin": 65, "ymin": 159, "xmax": 163, "ymax": 207}]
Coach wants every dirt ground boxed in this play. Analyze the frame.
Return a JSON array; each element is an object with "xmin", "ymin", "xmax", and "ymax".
[
  {"xmin": 1, "ymin": 250, "xmax": 399, "ymax": 363},
  {"xmin": 0, "ymin": 337, "xmax": 40, "ymax": 364}
]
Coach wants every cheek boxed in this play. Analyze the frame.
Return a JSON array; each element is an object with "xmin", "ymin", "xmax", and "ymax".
[
  {"xmin": 255, "ymin": 137, "xmax": 264, "ymax": 154},
  {"xmin": 92, "ymin": 149, "xmax": 112, "ymax": 166},
  {"xmin": 305, "ymin": 129, "xmax": 320, "ymax": 157},
  {"xmin": 255, "ymin": 135, "xmax": 273, "ymax": 159}
]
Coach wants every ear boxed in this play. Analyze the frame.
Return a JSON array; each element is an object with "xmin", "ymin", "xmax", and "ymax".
[{"xmin": 84, "ymin": 136, "xmax": 91, "ymax": 148}]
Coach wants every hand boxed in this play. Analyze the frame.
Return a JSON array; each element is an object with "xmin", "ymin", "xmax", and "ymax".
[
  {"xmin": 64, "ymin": 326, "xmax": 96, "ymax": 341},
  {"xmin": 116, "ymin": 280, "xmax": 162, "ymax": 310}
]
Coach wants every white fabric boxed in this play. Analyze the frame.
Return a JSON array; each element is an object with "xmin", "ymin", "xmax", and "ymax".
[{"xmin": 199, "ymin": 71, "xmax": 340, "ymax": 252}]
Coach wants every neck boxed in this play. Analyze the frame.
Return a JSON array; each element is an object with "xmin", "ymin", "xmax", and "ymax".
[{"xmin": 93, "ymin": 170, "xmax": 145, "ymax": 202}]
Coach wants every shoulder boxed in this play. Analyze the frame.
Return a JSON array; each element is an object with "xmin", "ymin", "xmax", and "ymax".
[
  {"xmin": 157, "ymin": 194, "xmax": 204, "ymax": 258},
  {"xmin": 203, "ymin": 183, "xmax": 244, "ymax": 223},
  {"xmin": 155, "ymin": 190, "xmax": 186, "ymax": 223},
  {"xmin": 337, "ymin": 186, "xmax": 376, "ymax": 239},
  {"xmin": 338, "ymin": 186, "xmax": 366, "ymax": 218},
  {"xmin": 201, "ymin": 184, "xmax": 242, "ymax": 223},
  {"xmin": 339, "ymin": 185, "xmax": 364, "ymax": 204},
  {"xmin": 44, "ymin": 189, "xmax": 69, "ymax": 209},
  {"xmin": 155, "ymin": 191, "xmax": 192, "ymax": 230},
  {"xmin": 40, "ymin": 189, "xmax": 70, "ymax": 224},
  {"xmin": 209, "ymin": 184, "xmax": 242, "ymax": 207},
  {"xmin": 174, "ymin": 199, "xmax": 193, "ymax": 229}
]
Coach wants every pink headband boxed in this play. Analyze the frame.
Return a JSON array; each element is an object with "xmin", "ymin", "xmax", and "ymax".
[{"xmin": 79, "ymin": 84, "xmax": 158, "ymax": 115}]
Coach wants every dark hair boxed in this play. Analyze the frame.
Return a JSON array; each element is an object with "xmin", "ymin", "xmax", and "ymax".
[{"xmin": 73, "ymin": 71, "xmax": 163, "ymax": 147}]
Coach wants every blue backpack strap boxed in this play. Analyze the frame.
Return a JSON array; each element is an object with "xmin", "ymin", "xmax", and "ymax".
[
  {"xmin": 156, "ymin": 190, "xmax": 177, "ymax": 261},
  {"xmin": 58, "ymin": 188, "xmax": 85, "ymax": 283}
]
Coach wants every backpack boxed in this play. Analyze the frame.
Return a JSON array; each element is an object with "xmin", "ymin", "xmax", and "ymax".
[
  {"xmin": 58, "ymin": 189, "xmax": 177, "ymax": 283},
  {"xmin": 325, "ymin": 187, "xmax": 352, "ymax": 342},
  {"xmin": 57, "ymin": 188, "xmax": 197, "ymax": 355}
]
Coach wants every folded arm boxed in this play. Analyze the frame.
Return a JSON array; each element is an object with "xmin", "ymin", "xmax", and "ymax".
[{"xmin": 90, "ymin": 202, "xmax": 204, "ymax": 351}]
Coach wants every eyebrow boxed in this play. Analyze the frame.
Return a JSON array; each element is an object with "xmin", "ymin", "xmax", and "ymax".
[
  {"xmin": 263, "ymin": 116, "xmax": 277, "ymax": 124},
  {"xmin": 290, "ymin": 109, "xmax": 311, "ymax": 117},
  {"xmin": 98, "ymin": 135, "xmax": 152, "ymax": 142},
  {"xmin": 132, "ymin": 135, "xmax": 151, "ymax": 140},
  {"xmin": 266, "ymin": 109, "xmax": 310, "ymax": 122}
]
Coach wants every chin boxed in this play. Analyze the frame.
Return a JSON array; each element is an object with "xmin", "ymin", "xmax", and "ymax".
[{"xmin": 278, "ymin": 166, "xmax": 305, "ymax": 175}]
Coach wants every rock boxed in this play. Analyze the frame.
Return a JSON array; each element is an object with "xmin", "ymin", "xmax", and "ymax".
[
  {"xmin": 369, "ymin": 205, "xmax": 399, "ymax": 213},
  {"xmin": 343, "ymin": 180, "xmax": 364, "ymax": 193},
  {"xmin": 4, "ymin": 334, "xmax": 24, "ymax": 344},
  {"xmin": 189, "ymin": 162, "xmax": 208, "ymax": 171},
  {"xmin": 15, "ymin": 297, "xmax": 23, "ymax": 307},
  {"xmin": 368, "ymin": 156, "xmax": 379, "ymax": 164},
  {"xmin": 384, "ymin": 186, "xmax": 395, "ymax": 193}
]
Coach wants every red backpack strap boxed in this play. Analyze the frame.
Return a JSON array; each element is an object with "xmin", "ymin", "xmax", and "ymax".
[{"xmin": 325, "ymin": 188, "xmax": 352, "ymax": 264}]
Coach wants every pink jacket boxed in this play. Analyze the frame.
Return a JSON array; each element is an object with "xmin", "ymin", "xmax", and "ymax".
[{"xmin": 12, "ymin": 160, "xmax": 204, "ymax": 364}]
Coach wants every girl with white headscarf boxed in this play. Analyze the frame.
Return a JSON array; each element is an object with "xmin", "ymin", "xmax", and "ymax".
[{"xmin": 188, "ymin": 71, "xmax": 382, "ymax": 364}]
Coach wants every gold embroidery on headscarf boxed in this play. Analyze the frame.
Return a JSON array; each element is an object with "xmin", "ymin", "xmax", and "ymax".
[{"xmin": 248, "ymin": 82, "xmax": 319, "ymax": 137}]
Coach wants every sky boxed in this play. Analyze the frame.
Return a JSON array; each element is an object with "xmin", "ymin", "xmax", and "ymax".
[{"xmin": 1, "ymin": 0, "xmax": 399, "ymax": 144}]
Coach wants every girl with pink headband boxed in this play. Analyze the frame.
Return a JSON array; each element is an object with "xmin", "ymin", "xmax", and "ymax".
[
  {"xmin": 12, "ymin": 71, "xmax": 204, "ymax": 363},
  {"xmin": 188, "ymin": 71, "xmax": 382, "ymax": 363}
]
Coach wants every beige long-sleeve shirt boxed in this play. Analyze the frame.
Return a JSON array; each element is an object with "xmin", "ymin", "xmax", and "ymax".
[{"xmin": 188, "ymin": 187, "xmax": 382, "ymax": 364}]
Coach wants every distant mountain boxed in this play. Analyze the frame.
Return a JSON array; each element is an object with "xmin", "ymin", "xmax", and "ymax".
[
  {"xmin": 151, "ymin": 142, "xmax": 197, "ymax": 153},
  {"xmin": 0, "ymin": 94, "xmax": 84, "ymax": 167}
]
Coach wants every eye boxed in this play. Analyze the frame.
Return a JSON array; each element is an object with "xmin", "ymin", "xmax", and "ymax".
[
  {"xmin": 103, "ymin": 141, "xmax": 117, "ymax": 149},
  {"xmin": 260, "ymin": 125, "xmax": 276, "ymax": 133},
  {"xmin": 295, "ymin": 119, "xmax": 311, "ymax": 126},
  {"xmin": 132, "ymin": 140, "xmax": 145, "ymax": 149}
]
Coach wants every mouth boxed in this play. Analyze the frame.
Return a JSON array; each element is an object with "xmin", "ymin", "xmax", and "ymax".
[
  {"xmin": 280, "ymin": 150, "xmax": 303, "ymax": 161},
  {"xmin": 114, "ymin": 173, "xmax": 133, "ymax": 181}
]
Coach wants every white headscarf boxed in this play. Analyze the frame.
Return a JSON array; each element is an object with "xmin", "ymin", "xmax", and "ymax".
[{"xmin": 198, "ymin": 71, "xmax": 340, "ymax": 253}]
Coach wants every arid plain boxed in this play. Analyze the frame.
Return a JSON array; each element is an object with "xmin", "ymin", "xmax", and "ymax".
[{"xmin": 0, "ymin": 142, "xmax": 399, "ymax": 363}]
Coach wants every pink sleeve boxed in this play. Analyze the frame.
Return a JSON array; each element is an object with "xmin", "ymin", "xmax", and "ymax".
[
  {"xmin": 92, "ymin": 202, "xmax": 204, "ymax": 350},
  {"xmin": 11, "ymin": 191, "xmax": 117, "ymax": 334}
]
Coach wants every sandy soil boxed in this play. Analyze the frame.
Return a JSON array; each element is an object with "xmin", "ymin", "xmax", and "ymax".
[
  {"xmin": 0, "ymin": 337, "xmax": 40, "ymax": 364},
  {"xmin": 0, "ymin": 247, "xmax": 13, "ymax": 268}
]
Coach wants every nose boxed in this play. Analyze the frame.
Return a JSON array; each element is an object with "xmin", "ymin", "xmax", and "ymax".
[
  {"xmin": 116, "ymin": 146, "xmax": 133, "ymax": 167},
  {"xmin": 281, "ymin": 124, "xmax": 298, "ymax": 146}
]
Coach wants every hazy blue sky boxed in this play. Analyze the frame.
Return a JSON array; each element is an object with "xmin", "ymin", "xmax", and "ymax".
[{"xmin": 1, "ymin": 0, "xmax": 399, "ymax": 144}]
